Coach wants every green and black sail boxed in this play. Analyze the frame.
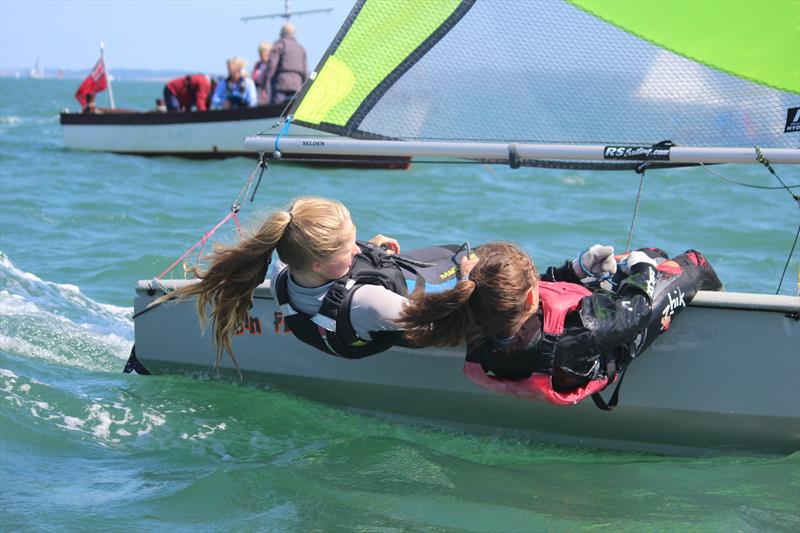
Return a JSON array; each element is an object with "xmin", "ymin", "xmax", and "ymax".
[{"xmin": 250, "ymin": 0, "xmax": 799, "ymax": 167}]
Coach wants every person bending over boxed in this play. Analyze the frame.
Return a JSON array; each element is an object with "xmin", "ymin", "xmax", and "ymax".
[
  {"xmin": 400, "ymin": 242, "xmax": 723, "ymax": 409},
  {"xmin": 167, "ymin": 197, "xmax": 408, "ymax": 365},
  {"xmin": 163, "ymin": 74, "xmax": 212, "ymax": 112}
]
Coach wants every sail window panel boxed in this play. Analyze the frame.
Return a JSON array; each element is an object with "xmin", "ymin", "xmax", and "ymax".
[
  {"xmin": 571, "ymin": 0, "xmax": 800, "ymax": 95},
  {"xmin": 354, "ymin": 0, "xmax": 797, "ymax": 148},
  {"xmin": 295, "ymin": 0, "xmax": 462, "ymax": 127}
]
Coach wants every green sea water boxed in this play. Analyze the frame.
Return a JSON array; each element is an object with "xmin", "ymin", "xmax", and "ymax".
[{"xmin": 1, "ymin": 78, "xmax": 798, "ymax": 531}]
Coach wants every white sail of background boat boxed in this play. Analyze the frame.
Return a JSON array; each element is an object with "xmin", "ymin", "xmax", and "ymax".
[
  {"xmin": 29, "ymin": 56, "xmax": 44, "ymax": 79},
  {"xmin": 132, "ymin": 0, "xmax": 800, "ymax": 455}
]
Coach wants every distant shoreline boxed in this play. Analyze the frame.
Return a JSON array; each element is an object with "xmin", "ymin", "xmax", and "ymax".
[{"xmin": 0, "ymin": 68, "xmax": 223, "ymax": 82}]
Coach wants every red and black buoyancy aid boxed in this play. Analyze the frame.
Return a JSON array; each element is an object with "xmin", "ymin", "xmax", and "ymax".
[
  {"xmin": 463, "ymin": 281, "xmax": 614, "ymax": 406},
  {"xmin": 273, "ymin": 244, "xmax": 409, "ymax": 359}
]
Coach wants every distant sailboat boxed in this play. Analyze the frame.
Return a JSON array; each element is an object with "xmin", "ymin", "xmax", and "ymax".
[{"xmin": 29, "ymin": 56, "xmax": 44, "ymax": 79}]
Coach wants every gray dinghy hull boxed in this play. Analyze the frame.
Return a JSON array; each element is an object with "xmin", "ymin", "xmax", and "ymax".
[{"xmin": 133, "ymin": 280, "xmax": 800, "ymax": 455}]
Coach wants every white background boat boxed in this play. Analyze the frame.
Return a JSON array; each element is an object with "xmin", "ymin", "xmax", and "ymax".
[{"xmin": 60, "ymin": 105, "xmax": 409, "ymax": 167}]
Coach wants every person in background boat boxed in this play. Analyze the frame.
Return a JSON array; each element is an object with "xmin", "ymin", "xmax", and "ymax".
[
  {"xmin": 165, "ymin": 197, "xmax": 425, "ymax": 366},
  {"xmin": 163, "ymin": 74, "xmax": 212, "ymax": 112},
  {"xmin": 399, "ymin": 242, "xmax": 723, "ymax": 409},
  {"xmin": 252, "ymin": 41, "xmax": 272, "ymax": 105},
  {"xmin": 155, "ymin": 98, "xmax": 167, "ymax": 113},
  {"xmin": 82, "ymin": 93, "xmax": 97, "ymax": 114},
  {"xmin": 211, "ymin": 57, "xmax": 258, "ymax": 109},
  {"xmin": 264, "ymin": 23, "xmax": 308, "ymax": 106}
]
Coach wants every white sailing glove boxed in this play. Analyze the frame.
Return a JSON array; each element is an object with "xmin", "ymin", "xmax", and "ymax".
[
  {"xmin": 619, "ymin": 250, "xmax": 657, "ymax": 274},
  {"xmin": 573, "ymin": 244, "xmax": 617, "ymax": 282}
]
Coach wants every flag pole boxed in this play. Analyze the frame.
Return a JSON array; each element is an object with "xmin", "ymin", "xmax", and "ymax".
[{"xmin": 100, "ymin": 41, "xmax": 116, "ymax": 109}]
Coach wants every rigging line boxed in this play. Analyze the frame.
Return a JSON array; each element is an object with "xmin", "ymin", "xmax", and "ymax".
[
  {"xmin": 254, "ymin": 76, "xmax": 309, "ymax": 136},
  {"xmin": 232, "ymin": 158, "xmax": 268, "ymax": 210},
  {"xmin": 250, "ymin": 154, "xmax": 268, "ymax": 203},
  {"xmin": 273, "ymin": 114, "xmax": 295, "ymax": 155},
  {"xmin": 755, "ymin": 146, "xmax": 800, "ymax": 202},
  {"xmin": 699, "ymin": 163, "xmax": 800, "ymax": 190},
  {"xmin": 254, "ymin": 72, "xmax": 316, "ymax": 136},
  {"xmin": 277, "ymin": 94, "xmax": 298, "ymax": 121},
  {"xmin": 625, "ymin": 165, "xmax": 647, "ymax": 253},
  {"xmin": 775, "ymin": 221, "xmax": 799, "ymax": 295},
  {"xmin": 155, "ymin": 159, "xmax": 268, "ymax": 281},
  {"xmin": 755, "ymin": 146, "xmax": 800, "ymax": 295},
  {"xmin": 279, "ymin": 73, "xmax": 315, "ymax": 120}
]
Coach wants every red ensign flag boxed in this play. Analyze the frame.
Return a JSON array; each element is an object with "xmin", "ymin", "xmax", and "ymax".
[{"xmin": 74, "ymin": 58, "xmax": 108, "ymax": 106}]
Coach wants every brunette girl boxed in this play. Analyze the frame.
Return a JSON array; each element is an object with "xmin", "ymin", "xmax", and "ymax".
[{"xmin": 400, "ymin": 242, "xmax": 722, "ymax": 408}]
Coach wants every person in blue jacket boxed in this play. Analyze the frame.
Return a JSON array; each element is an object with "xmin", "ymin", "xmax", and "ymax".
[{"xmin": 211, "ymin": 57, "xmax": 257, "ymax": 109}]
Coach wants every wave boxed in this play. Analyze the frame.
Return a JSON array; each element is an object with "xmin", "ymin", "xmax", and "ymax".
[
  {"xmin": 1, "ymin": 367, "xmax": 169, "ymax": 447},
  {"xmin": 0, "ymin": 251, "xmax": 132, "ymax": 371},
  {"xmin": 1, "ymin": 251, "xmax": 131, "ymax": 322},
  {"xmin": 0, "ymin": 114, "xmax": 60, "ymax": 127}
]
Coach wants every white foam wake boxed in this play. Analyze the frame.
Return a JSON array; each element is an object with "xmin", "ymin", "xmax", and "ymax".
[
  {"xmin": 0, "ymin": 251, "xmax": 132, "ymax": 325},
  {"xmin": 0, "ymin": 252, "xmax": 133, "ymax": 370},
  {"xmin": 1, "ymin": 368, "xmax": 169, "ymax": 447}
]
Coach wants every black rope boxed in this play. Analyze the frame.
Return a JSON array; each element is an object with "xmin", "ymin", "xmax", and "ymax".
[
  {"xmin": 755, "ymin": 146, "xmax": 800, "ymax": 201},
  {"xmin": 232, "ymin": 157, "xmax": 270, "ymax": 211},
  {"xmin": 699, "ymin": 163, "xmax": 800, "ymax": 190},
  {"xmin": 250, "ymin": 154, "xmax": 268, "ymax": 203},
  {"xmin": 625, "ymin": 164, "xmax": 647, "ymax": 252},
  {"xmin": 776, "ymin": 222, "xmax": 800, "ymax": 295},
  {"xmin": 752, "ymin": 147, "xmax": 800, "ymax": 294}
]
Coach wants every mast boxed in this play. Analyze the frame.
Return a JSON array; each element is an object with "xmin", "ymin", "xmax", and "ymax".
[
  {"xmin": 100, "ymin": 42, "xmax": 115, "ymax": 110},
  {"xmin": 244, "ymin": 136, "xmax": 800, "ymax": 166},
  {"xmin": 240, "ymin": 0, "xmax": 332, "ymax": 23}
]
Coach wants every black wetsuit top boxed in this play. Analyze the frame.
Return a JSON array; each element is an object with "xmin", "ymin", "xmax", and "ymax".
[{"xmin": 467, "ymin": 250, "xmax": 722, "ymax": 393}]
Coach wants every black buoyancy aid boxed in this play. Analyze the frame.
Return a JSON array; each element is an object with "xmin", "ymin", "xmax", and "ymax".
[
  {"xmin": 273, "ymin": 243, "xmax": 408, "ymax": 359},
  {"xmin": 463, "ymin": 281, "xmax": 614, "ymax": 406}
]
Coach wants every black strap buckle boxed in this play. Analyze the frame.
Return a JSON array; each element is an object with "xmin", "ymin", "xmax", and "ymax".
[{"xmin": 451, "ymin": 242, "xmax": 473, "ymax": 278}]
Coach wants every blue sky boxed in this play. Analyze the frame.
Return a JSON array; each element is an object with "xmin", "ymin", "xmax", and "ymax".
[{"xmin": 0, "ymin": 0, "xmax": 353, "ymax": 75}]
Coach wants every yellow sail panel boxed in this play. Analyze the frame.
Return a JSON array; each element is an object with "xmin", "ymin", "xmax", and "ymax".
[
  {"xmin": 295, "ymin": 0, "xmax": 463, "ymax": 126},
  {"xmin": 571, "ymin": 0, "xmax": 800, "ymax": 94}
]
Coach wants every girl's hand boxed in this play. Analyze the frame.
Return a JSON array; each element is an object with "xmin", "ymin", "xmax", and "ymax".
[
  {"xmin": 369, "ymin": 234, "xmax": 400, "ymax": 255},
  {"xmin": 573, "ymin": 244, "xmax": 617, "ymax": 280},
  {"xmin": 460, "ymin": 255, "xmax": 480, "ymax": 280},
  {"xmin": 619, "ymin": 250, "xmax": 657, "ymax": 274}
]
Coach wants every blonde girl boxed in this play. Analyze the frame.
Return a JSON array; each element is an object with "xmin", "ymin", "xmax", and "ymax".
[{"xmin": 170, "ymin": 196, "xmax": 404, "ymax": 364}]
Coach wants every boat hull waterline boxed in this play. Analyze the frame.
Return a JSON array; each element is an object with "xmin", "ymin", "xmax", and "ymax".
[
  {"xmin": 60, "ymin": 107, "xmax": 409, "ymax": 167},
  {"xmin": 133, "ymin": 280, "xmax": 800, "ymax": 455}
]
